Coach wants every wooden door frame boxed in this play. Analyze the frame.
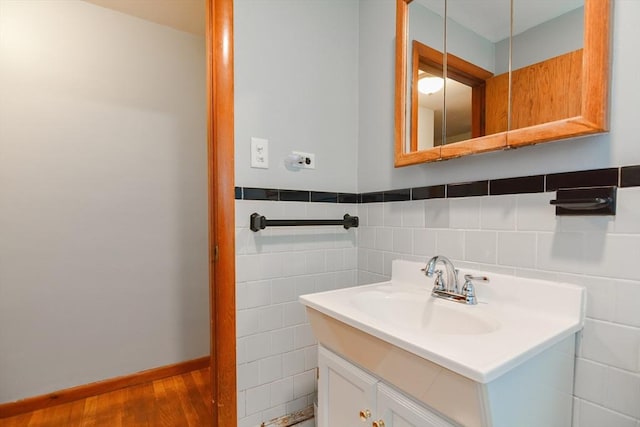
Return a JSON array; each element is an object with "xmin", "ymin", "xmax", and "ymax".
[{"xmin": 206, "ymin": 0, "xmax": 236, "ymax": 425}]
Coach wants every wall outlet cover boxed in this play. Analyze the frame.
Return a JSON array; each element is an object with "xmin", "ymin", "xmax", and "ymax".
[{"xmin": 292, "ymin": 151, "xmax": 315, "ymax": 170}]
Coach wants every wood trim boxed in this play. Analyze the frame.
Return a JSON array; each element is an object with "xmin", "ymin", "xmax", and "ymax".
[
  {"xmin": 410, "ymin": 40, "xmax": 421, "ymax": 152},
  {"xmin": 580, "ymin": 0, "xmax": 610, "ymax": 130},
  {"xmin": 486, "ymin": 51, "xmax": 583, "ymax": 136},
  {"xmin": 206, "ymin": 0, "xmax": 237, "ymax": 426},
  {"xmin": 394, "ymin": 0, "xmax": 411, "ymax": 167},
  {"xmin": 471, "ymin": 85, "xmax": 485, "ymax": 138},
  {"xmin": 484, "ymin": 71, "xmax": 509, "ymax": 135},
  {"xmin": 446, "ymin": 54, "xmax": 493, "ymax": 86},
  {"xmin": 0, "ymin": 357, "xmax": 209, "ymax": 419},
  {"xmin": 396, "ymin": 148, "xmax": 441, "ymax": 167},
  {"xmin": 412, "ymin": 41, "xmax": 493, "ymax": 85},
  {"xmin": 505, "ymin": 117, "xmax": 602, "ymax": 148},
  {"xmin": 440, "ymin": 132, "xmax": 507, "ymax": 160}
]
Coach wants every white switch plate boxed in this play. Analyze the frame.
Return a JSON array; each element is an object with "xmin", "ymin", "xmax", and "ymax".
[
  {"xmin": 292, "ymin": 151, "xmax": 315, "ymax": 169},
  {"xmin": 251, "ymin": 137, "xmax": 269, "ymax": 169}
]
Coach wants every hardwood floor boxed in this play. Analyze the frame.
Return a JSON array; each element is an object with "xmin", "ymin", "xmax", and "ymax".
[{"xmin": 0, "ymin": 369, "xmax": 212, "ymax": 427}]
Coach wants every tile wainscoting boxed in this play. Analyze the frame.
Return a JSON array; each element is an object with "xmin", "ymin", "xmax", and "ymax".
[
  {"xmin": 235, "ymin": 199, "xmax": 358, "ymax": 427},
  {"xmin": 357, "ymin": 189, "xmax": 640, "ymax": 427},
  {"xmin": 235, "ymin": 166, "xmax": 640, "ymax": 427}
]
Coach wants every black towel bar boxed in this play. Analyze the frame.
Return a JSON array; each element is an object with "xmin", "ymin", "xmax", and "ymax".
[{"xmin": 249, "ymin": 213, "xmax": 359, "ymax": 232}]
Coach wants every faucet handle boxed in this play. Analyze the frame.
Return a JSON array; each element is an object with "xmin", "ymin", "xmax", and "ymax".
[
  {"xmin": 462, "ymin": 275, "xmax": 489, "ymax": 305},
  {"xmin": 464, "ymin": 274, "xmax": 489, "ymax": 283},
  {"xmin": 462, "ymin": 281, "xmax": 476, "ymax": 304}
]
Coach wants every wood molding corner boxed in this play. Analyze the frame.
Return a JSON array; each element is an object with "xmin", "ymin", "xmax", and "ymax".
[{"xmin": 0, "ymin": 357, "xmax": 210, "ymax": 419}]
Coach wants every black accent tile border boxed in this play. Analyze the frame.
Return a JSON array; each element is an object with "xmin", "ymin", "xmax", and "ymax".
[
  {"xmin": 243, "ymin": 187, "xmax": 279, "ymax": 201},
  {"xmin": 338, "ymin": 193, "xmax": 358, "ymax": 203},
  {"xmin": 279, "ymin": 190, "xmax": 310, "ymax": 202},
  {"xmin": 384, "ymin": 188, "xmax": 411, "ymax": 202},
  {"xmin": 235, "ymin": 165, "xmax": 639, "ymax": 203},
  {"xmin": 490, "ymin": 175, "xmax": 544, "ymax": 195},
  {"xmin": 546, "ymin": 168, "xmax": 618, "ymax": 191},
  {"xmin": 361, "ymin": 192, "xmax": 384, "ymax": 203},
  {"xmin": 312, "ymin": 191, "xmax": 338, "ymax": 203},
  {"xmin": 412, "ymin": 185, "xmax": 445, "ymax": 200},
  {"xmin": 621, "ymin": 166, "xmax": 640, "ymax": 188},
  {"xmin": 447, "ymin": 181, "xmax": 488, "ymax": 198}
]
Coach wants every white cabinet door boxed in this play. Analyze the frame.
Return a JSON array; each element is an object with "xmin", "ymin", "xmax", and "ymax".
[
  {"xmin": 318, "ymin": 346, "xmax": 378, "ymax": 427},
  {"xmin": 376, "ymin": 383, "xmax": 456, "ymax": 427}
]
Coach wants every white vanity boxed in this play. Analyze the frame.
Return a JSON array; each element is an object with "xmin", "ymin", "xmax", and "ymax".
[{"xmin": 300, "ymin": 260, "xmax": 585, "ymax": 427}]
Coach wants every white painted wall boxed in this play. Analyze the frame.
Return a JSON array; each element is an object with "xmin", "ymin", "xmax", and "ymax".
[
  {"xmin": 418, "ymin": 106, "xmax": 435, "ymax": 150},
  {"xmin": 358, "ymin": 0, "xmax": 640, "ymax": 193},
  {"xmin": 0, "ymin": 0, "xmax": 208, "ymax": 403},
  {"xmin": 234, "ymin": 0, "xmax": 359, "ymax": 193}
]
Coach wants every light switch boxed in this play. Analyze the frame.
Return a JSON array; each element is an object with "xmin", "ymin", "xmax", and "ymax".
[{"xmin": 251, "ymin": 137, "xmax": 269, "ymax": 169}]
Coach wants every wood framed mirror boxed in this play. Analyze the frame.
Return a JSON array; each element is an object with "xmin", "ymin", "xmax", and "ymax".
[{"xmin": 395, "ymin": 0, "xmax": 611, "ymax": 167}]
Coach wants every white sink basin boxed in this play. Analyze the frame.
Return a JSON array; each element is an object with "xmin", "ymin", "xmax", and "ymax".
[
  {"xmin": 351, "ymin": 288, "xmax": 500, "ymax": 335},
  {"xmin": 300, "ymin": 259, "xmax": 585, "ymax": 383}
]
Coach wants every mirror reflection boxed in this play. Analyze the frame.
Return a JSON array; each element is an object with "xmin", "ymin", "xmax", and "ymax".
[
  {"xmin": 510, "ymin": 0, "xmax": 584, "ymax": 131},
  {"xmin": 415, "ymin": 70, "xmax": 445, "ymax": 149},
  {"xmin": 406, "ymin": 0, "xmax": 444, "ymax": 155},
  {"xmin": 444, "ymin": 0, "xmax": 509, "ymax": 145},
  {"xmin": 405, "ymin": 0, "xmax": 586, "ymax": 155},
  {"xmin": 411, "ymin": 39, "xmax": 493, "ymax": 151}
]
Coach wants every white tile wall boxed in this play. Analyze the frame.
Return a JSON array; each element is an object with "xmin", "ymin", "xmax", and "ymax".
[
  {"xmin": 236, "ymin": 199, "xmax": 357, "ymax": 427},
  {"xmin": 481, "ymin": 194, "xmax": 517, "ymax": 230},
  {"xmin": 574, "ymin": 400, "xmax": 638, "ymax": 427},
  {"xmin": 357, "ymin": 188, "xmax": 640, "ymax": 426},
  {"xmin": 449, "ymin": 197, "xmax": 481, "ymax": 229},
  {"xmin": 236, "ymin": 188, "xmax": 640, "ymax": 426}
]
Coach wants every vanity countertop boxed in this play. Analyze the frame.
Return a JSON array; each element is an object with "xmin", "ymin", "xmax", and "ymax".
[{"xmin": 300, "ymin": 259, "xmax": 585, "ymax": 383}]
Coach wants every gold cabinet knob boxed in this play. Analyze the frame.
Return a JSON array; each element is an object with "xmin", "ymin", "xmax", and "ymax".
[
  {"xmin": 372, "ymin": 421, "xmax": 385, "ymax": 427},
  {"xmin": 359, "ymin": 409, "xmax": 371, "ymax": 421}
]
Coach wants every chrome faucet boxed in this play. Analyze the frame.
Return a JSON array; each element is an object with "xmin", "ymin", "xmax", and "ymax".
[
  {"xmin": 423, "ymin": 255, "xmax": 459, "ymax": 293},
  {"xmin": 423, "ymin": 255, "xmax": 489, "ymax": 305}
]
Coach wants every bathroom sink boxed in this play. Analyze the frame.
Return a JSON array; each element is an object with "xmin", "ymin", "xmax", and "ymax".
[
  {"xmin": 300, "ymin": 259, "xmax": 585, "ymax": 383},
  {"xmin": 351, "ymin": 288, "xmax": 500, "ymax": 335}
]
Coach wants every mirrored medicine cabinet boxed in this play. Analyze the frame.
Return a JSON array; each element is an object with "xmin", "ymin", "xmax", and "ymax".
[{"xmin": 394, "ymin": 0, "xmax": 611, "ymax": 167}]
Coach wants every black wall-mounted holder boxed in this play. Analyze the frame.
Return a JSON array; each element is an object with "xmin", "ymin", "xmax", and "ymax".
[
  {"xmin": 550, "ymin": 186, "xmax": 617, "ymax": 216},
  {"xmin": 250, "ymin": 212, "xmax": 359, "ymax": 232}
]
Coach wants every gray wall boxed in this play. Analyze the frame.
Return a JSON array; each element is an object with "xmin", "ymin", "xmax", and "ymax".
[
  {"xmin": 0, "ymin": 0, "xmax": 209, "ymax": 403},
  {"xmin": 234, "ymin": 0, "xmax": 359, "ymax": 193},
  {"xmin": 495, "ymin": 7, "xmax": 584, "ymax": 75}
]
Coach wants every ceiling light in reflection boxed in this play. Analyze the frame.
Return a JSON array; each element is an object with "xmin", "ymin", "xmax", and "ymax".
[{"xmin": 418, "ymin": 76, "xmax": 444, "ymax": 95}]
